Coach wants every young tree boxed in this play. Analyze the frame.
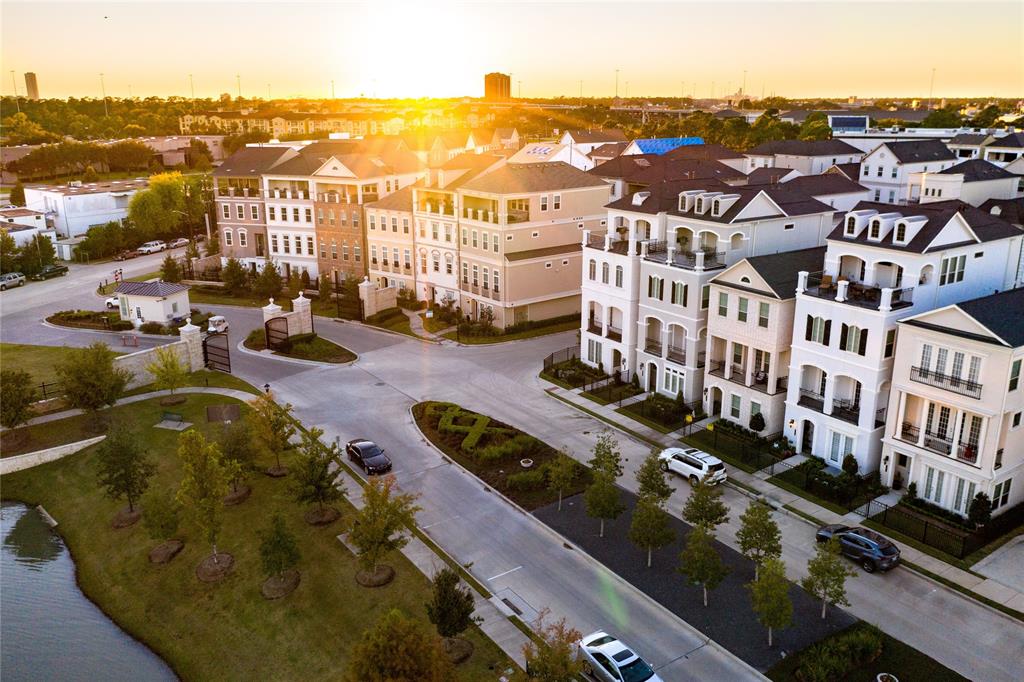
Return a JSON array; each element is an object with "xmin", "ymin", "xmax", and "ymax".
[
  {"xmin": 748, "ymin": 557, "xmax": 792, "ymax": 647},
  {"xmin": 681, "ymin": 478, "xmax": 729, "ymax": 532},
  {"xmin": 679, "ymin": 525, "xmax": 729, "ymax": 607},
  {"xmin": 801, "ymin": 537, "xmax": 857, "ymax": 619},
  {"xmin": 55, "ymin": 342, "xmax": 132, "ymax": 420},
  {"xmin": 347, "ymin": 475, "xmax": 421, "ymax": 581},
  {"xmin": 221, "ymin": 257, "xmax": 249, "ymax": 296},
  {"xmin": 841, "ymin": 453, "xmax": 859, "ymax": 477},
  {"xmin": 584, "ymin": 471, "xmax": 624, "ymax": 538},
  {"xmin": 142, "ymin": 488, "xmax": 181, "ymax": 542},
  {"xmin": 736, "ymin": 501, "xmax": 782, "ymax": 580},
  {"xmin": 545, "ymin": 452, "xmax": 578, "ymax": 512},
  {"xmin": 17, "ymin": 233, "xmax": 56, "ymax": 277},
  {"xmin": 252, "ymin": 260, "xmax": 283, "ymax": 300},
  {"xmin": 629, "ymin": 497, "xmax": 675, "ymax": 568},
  {"xmin": 291, "ymin": 427, "xmax": 345, "ymax": 524},
  {"xmin": 519, "ymin": 611, "xmax": 585, "ymax": 682},
  {"xmin": 185, "ymin": 239, "xmax": 200, "ymax": 260},
  {"xmin": 426, "ymin": 567, "xmax": 481, "ymax": 655},
  {"xmin": 0, "ymin": 369, "xmax": 37, "ymax": 432},
  {"xmin": 145, "ymin": 345, "xmax": 187, "ymax": 397},
  {"xmin": 176, "ymin": 430, "xmax": 240, "ymax": 563},
  {"xmin": 204, "ymin": 231, "xmax": 220, "ymax": 256},
  {"xmin": 345, "ymin": 609, "xmax": 453, "ymax": 682},
  {"xmin": 968, "ymin": 492, "xmax": 992, "ymax": 527},
  {"xmin": 588, "ymin": 431, "xmax": 623, "ymax": 478},
  {"xmin": 9, "ymin": 181, "xmax": 25, "ymax": 206},
  {"xmin": 636, "ymin": 450, "xmax": 674, "ymax": 504},
  {"xmin": 219, "ymin": 419, "xmax": 254, "ymax": 494},
  {"xmin": 95, "ymin": 426, "xmax": 156, "ymax": 515},
  {"xmin": 259, "ymin": 513, "xmax": 301, "ymax": 579},
  {"xmin": 246, "ymin": 390, "xmax": 297, "ymax": 476},
  {"xmin": 0, "ymin": 232, "xmax": 18, "ymax": 274},
  {"xmin": 160, "ymin": 254, "xmax": 182, "ymax": 283}
]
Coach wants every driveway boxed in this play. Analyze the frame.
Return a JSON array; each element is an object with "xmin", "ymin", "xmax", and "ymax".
[{"xmin": 973, "ymin": 535, "xmax": 1024, "ymax": 593}]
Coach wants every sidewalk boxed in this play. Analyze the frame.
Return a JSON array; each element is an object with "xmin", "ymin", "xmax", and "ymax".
[
  {"xmin": 546, "ymin": 381, "xmax": 1024, "ymax": 616},
  {"xmin": 403, "ymin": 309, "xmax": 455, "ymax": 344}
]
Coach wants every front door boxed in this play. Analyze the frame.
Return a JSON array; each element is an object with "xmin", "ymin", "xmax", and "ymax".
[
  {"xmin": 647, "ymin": 362, "xmax": 658, "ymax": 392},
  {"xmin": 801, "ymin": 420, "xmax": 814, "ymax": 454}
]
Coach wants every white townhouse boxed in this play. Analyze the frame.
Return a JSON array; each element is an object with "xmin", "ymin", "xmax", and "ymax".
[
  {"xmin": 704, "ymin": 247, "xmax": 826, "ymax": 435},
  {"xmin": 365, "ymin": 187, "xmax": 416, "ymax": 292},
  {"xmin": 560, "ymin": 129, "xmax": 629, "ymax": 155},
  {"xmin": 980, "ymin": 132, "xmax": 1024, "ymax": 166},
  {"xmin": 262, "ymin": 153, "xmax": 321, "ymax": 280},
  {"xmin": 508, "ymin": 143, "xmax": 595, "ymax": 171},
  {"xmin": 743, "ymin": 139, "xmax": 864, "ymax": 175},
  {"xmin": 580, "ymin": 179, "xmax": 835, "ymax": 403},
  {"xmin": 913, "ymin": 159, "xmax": 1021, "ymax": 207},
  {"xmin": 858, "ymin": 140, "xmax": 957, "ymax": 205},
  {"xmin": 784, "ymin": 200, "xmax": 1024, "ymax": 474},
  {"xmin": 880, "ymin": 288, "xmax": 1024, "ymax": 518}
]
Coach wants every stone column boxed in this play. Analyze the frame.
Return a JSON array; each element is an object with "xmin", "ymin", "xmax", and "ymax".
[
  {"xmin": 358, "ymin": 276, "xmax": 377, "ymax": 318},
  {"xmin": 262, "ymin": 298, "xmax": 283, "ymax": 324},
  {"xmin": 178, "ymin": 320, "xmax": 204, "ymax": 372},
  {"xmin": 292, "ymin": 291, "xmax": 313, "ymax": 335}
]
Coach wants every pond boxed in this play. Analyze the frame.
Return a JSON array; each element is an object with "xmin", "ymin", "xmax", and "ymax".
[{"xmin": 1, "ymin": 502, "xmax": 177, "ymax": 681}]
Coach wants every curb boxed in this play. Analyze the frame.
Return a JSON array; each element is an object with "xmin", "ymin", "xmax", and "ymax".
[
  {"xmin": 40, "ymin": 320, "xmax": 180, "ymax": 342},
  {"xmin": 233, "ymin": 340, "xmax": 356, "ymax": 368},
  {"xmin": 336, "ymin": 318, "xmax": 439, "ymax": 345}
]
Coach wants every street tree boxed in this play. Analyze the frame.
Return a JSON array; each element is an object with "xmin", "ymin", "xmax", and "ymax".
[
  {"xmin": 736, "ymin": 501, "xmax": 782, "ymax": 579},
  {"xmin": 629, "ymin": 497, "xmax": 675, "ymax": 568},
  {"xmin": 290, "ymin": 427, "xmax": 345, "ymax": 524},
  {"xmin": 176, "ymin": 430, "xmax": 240, "ymax": 564},
  {"xmin": 246, "ymin": 390, "xmax": 296, "ymax": 476},
  {"xmin": 95, "ymin": 425, "xmax": 156, "ymax": 516},
  {"xmin": 679, "ymin": 525, "xmax": 729, "ymax": 607},
  {"xmin": 545, "ymin": 451, "xmax": 578, "ymax": 512},
  {"xmin": 801, "ymin": 537, "xmax": 857, "ymax": 619},
  {"xmin": 0, "ymin": 369, "xmax": 37, "ymax": 432},
  {"xmin": 518, "ymin": 610, "xmax": 585, "ymax": 682},
  {"xmin": 160, "ymin": 254, "xmax": 182, "ymax": 283},
  {"xmin": 221, "ymin": 257, "xmax": 249, "ymax": 296},
  {"xmin": 748, "ymin": 557, "xmax": 792, "ymax": 647},
  {"xmin": 55, "ymin": 342, "xmax": 132, "ymax": 421},
  {"xmin": 204, "ymin": 231, "xmax": 220, "ymax": 256},
  {"xmin": 426, "ymin": 567, "xmax": 481, "ymax": 656},
  {"xmin": 259, "ymin": 513, "xmax": 301, "ymax": 579},
  {"xmin": 588, "ymin": 431, "xmax": 623, "ymax": 478},
  {"xmin": 345, "ymin": 609, "xmax": 453, "ymax": 682},
  {"xmin": 16, "ymin": 233, "xmax": 56, "ymax": 277},
  {"xmin": 218, "ymin": 419, "xmax": 254, "ymax": 494},
  {"xmin": 636, "ymin": 450, "xmax": 674, "ymax": 504},
  {"xmin": 681, "ymin": 478, "xmax": 729, "ymax": 531},
  {"xmin": 347, "ymin": 475, "xmax": 421, "ymax": 583},
  {"xmin": 584, "ymin": 471, "xmax": 624, "ymax": 538},
  {"xmin": 145, "ymin": 345, "xmax": 187, "ymax": 397}
]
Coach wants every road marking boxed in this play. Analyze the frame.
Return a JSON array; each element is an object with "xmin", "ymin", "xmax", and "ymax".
[
  {"xmin": 487, "ymin": 565, "xmax": 523, "ymax": 581},
  {"xmin": 421, "ymin": 515, "xmax": 461, "ymax": 529}
]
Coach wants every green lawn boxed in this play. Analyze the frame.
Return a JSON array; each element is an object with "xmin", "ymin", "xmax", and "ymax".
[
  {"xmin": 615, "ymin": 400, "xmax": 686, "ymax": 434},
  {"xmin": 1, "ymin": 396, "xmax": 510, "ymax": 681},
  {"xmin": 124, "ymin": 370, "xmax": 261, "ymax": 398},
  {"xmin": 419, "ymin": 312, "xmax": 455, "ymax": 334},
  {"xmin": 244, "ymin": 330, "xmax": 356, "ymax": 364},
  {"xmin": 366, "ymin": 310, "xmax": 418, "ymax": 337},
  {"xmin": 0, "ymin": 343, "xmax": 85, "ymax": 384},
  {"xmin": 580, "ymin": 382, "xmax": 642, "ymax": 406},
  {"xmin": 442, "ymin": 319, "xmax": 578, "ymax": 345}
]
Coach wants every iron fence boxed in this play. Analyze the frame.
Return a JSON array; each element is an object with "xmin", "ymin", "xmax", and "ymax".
[
  {"xmin": 35, "ymin": 381, "xmax": 63, "ymax": 401},
  {"xmin": 542, "ymin": 346, "xmax": 579, "ymax": 372}
]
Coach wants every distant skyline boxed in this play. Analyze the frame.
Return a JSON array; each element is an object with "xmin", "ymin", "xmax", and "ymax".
[{"xmin": 2, "ymin": 1, "xmax": 1022, "ymax": 101}]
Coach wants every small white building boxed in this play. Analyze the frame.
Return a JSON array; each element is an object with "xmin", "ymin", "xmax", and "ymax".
[
  {"xmin": 559, "ymin": 129, "xmax": 629, "ymax": 155},
  {"xmin": 23, "ymin": 178, "xmax": 148, "ymax": 238},
  {"xmin": 114, "ymin": 280, "xmax": 191, "ymax": 328},
  {"xmin": 913, "ymin": 159, "xmax": 1021, "ymax": 207}
]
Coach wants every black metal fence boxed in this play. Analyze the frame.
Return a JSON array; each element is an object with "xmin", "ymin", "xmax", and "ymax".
[
  {"xmin": 36, "ymin": 381, "xmax": 63, "ymax": 401},
  {"xmin": 542, "ymin": 346, "xmax": 579, "ymax": 372},
  {"xmin": 689, "ymin": 428, "xmax": 787, "ymax": 471}
]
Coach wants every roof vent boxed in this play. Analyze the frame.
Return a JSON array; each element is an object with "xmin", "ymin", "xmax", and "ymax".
[{"xmin": 632, "ymin": 191, "xmax": 651, "ymax": 206}]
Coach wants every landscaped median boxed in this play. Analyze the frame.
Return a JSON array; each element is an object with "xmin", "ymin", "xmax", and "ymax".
[{"xmin": 244, "ymin": 329, "xmax": 356, "ymax": 363}]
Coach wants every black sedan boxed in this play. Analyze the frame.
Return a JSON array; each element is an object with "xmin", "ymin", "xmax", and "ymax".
[
  {"xmin": 345, "ymin": 439, "xmax": 392, "ymax": 475},
  {"xmin": 816, "ymin": 524, "xmax": 900, "ymax": 572}
]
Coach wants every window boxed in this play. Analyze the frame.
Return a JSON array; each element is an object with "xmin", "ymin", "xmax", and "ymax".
[
  {"xmin": 221, "ymin": 204, "xmax": 230, "ymax": 219},
  {"xmin": 305, "ymin": 208, "xmax": 312, "ymax": 223},
  {"xmin": 224, "ymin": 230, "xmax": 233, "ymax": 246},
  {"xmin": 445, "ymin": 254, "xmax": 453, "ymax": 274},
  {"xmin": 869, "ymin": 220, "xmax": 881, "ymax": 239},
  {"xmin": 432, "ymin": 253, "xmax": 439, "ymax": 272},
  {"xmin": 888, "ymin": 190, "xmax": 895, "ymax": 203},
  {"xmin": 806, "ymin": 315, "xmax": 831, "ymax": 345},
  {"xmin": 701, "ymin": 285, "xmax": 710, "ymax": 310},
  {"xmin": 482, "ymin": 232, "xmax": 489, "ymax": 251},
  {"xmin": 1012, "ymin": 412, "xmax": 1022, "ymax": 429},
  {"xmin": 328, "ymin": 209, "xmax": 335, "ymax": 225},
  {"xmin": 403, "ymin": 218, "xmax": 409, "ymax": 234},
  {"xmin": 461, "ymin": 228, "xmax": 468, "ymax": 245},
  {"xmin": 317, "ymin": 208, "xmax": 324, "ymax": 225},
  {"xmin": 840, "ymin": 324, "xmax": 867, "ymax": 355},
  {"xmin": 461, "ymin": 262, "xmax": 468, "ymax": 283},
  {"xmin": 939, "ymin": 255, "xmax": 966, "ymax": 285},
  {"xmin": 371, "ymin": 245, "xmax": 378, "ymax": 264},
  {"xmin": 369, "ymin": 215, "xmax": 376, "ymax": 230},
  {"xmin": 431, "ymin": 222, "xmax": 439, "ymax": 240},
  {"xmin": 993, "ymin": 480, "xmax": 1012, "ymax": 510},
  {"xmin": 758, "ymin": 302, "xmax": 769, "ymax": 328},
  {"xmin": 493, "ymin": 271, "xmax": 500, "ymax": 292},
  {"xmin": 588, "ymin": 260, "xmax": 596, "ymax": 280},
  {"xmin": 891, "ymin": 167, "xmax": 898, "ymax": 179},
  {"xmin": 306, "ymin": 237, "xmax": 313, "ymax": 255},
  {"xmin": 250, "ymin": 205, "xmax": 259, "ymax": 220},
  {"xmin": 615, "ymin": 266, "xmax": 623, "ymax": 287},
  {"xmin": 482, "ymin": 268, "xmax": 489, "ymax": 289},
  {"xmin": 472, "ymin": 265, "xmax": 478, "ymax": 285},
  {"xmin": 712, "ymin": 199, "xmax": 720, "ymax": 215},
  {"xmin": 601, "ymin": 262, "xmax": 609, "ymax": 284},
  {"xmin": 876, "ymin": 166, "xmax": 883, "ymax": 177},
  {"xmin": 472, "ymin": 230, "xmax": 478, "ymax": 248},
  {"xmin": 884, "ymin": 329, "xmax": 896, "ymax": 358},
  {"xmin": 420, "ymin": 253, "xmax": 427, "ymax": 273},
  {"xmin": 952, "ymin": 478, "xmax": 977, "ymax": 515},
  {"xmin": 553, "ymin": 194, "xmax": 561, "ymax": 210},
  {"xmin": 587, "ymin": 338, "xmax": 602, "ymax": 364},
  {"xmin": 895, "ymin": 223, "xmax": 906, "ymax": 242},
  {"xmin": 540, "ymin": 196, "xmax": 548, "ymax": 211},
  {"xmin": 493, "ymin": 237, "xmax": 499, "ymax": 253},
  {"xmin": 663, "ymin": 367, "xmax": 683, "ymax": 395},
  {"xmin": 718, "ymin": 292, "xmax": 728, "ymax": 317},
  {"xmin": 783, "ymin": 223, "xmax": 794, "ymax": 231},
  {"xmin": 444, "ymin": 224, "xmax": 452, "ymax": 242},
  {"xmin": 1010, "ymin": 359, "xmax": 1021, "ymax": 391},
  {"xmin": 342, "ymin": 243, "xmax": 349, "ymax": 260},
  {"xmin": 292, "ymin": 208, "xmax": 299, "ymax": 222},
  {"xmin": 280, "ymin": 206, "xmax": 287, "ymax": 222},
  {"xmin": 730, "ymin": 394, "xmax": 741, "ymax": 419},
  {"xmin": 737, "ymin": 297, "xmax": 748, "ymax": 322},
  {"xmin": 404, "ymin": 249, "xmax": 411, "ymax": 268},
  {"xmin": 671, "ymin": 282, "xmax": 687, "ymax": 306},
  {"xmin": 648, "ymin": 276, "xmax": 664, "ymax": 300},
  {"xmin": 874, "ymin": 189, "xmax": 880, "ymax": 201},
  {"xmin": 235, "ymin": 204, "xmax": 244, "ymax": 220},
  {"xmin": 353, "ymin": 245, "xmax": 360, "ymax": 261},
  {"xmin": 751, "ymin": 401, "xmax": 762, "ymax": 416},
  {"xmin": 282, "ymin": 235, "xmax": 291, "ymax": 254},
  {"xmin": 270, "ymin": 234, "xmax": 278, "ymax": 253},
  {"xmin": 331, "ymin": 242, "xmax": 338, "ymax": 260},
  {"xmin": 238, "ymin": 231, "xmax": 247, "ymax": 247}
]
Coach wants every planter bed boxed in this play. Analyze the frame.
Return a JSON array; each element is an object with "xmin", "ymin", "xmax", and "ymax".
[
  {"xmin": 244, "ymin": 330, "xmax": 356, "ymax": 364},
  {"xmin": 580, "ymin": 381, "xmax": 642, "ymax": 406},
  {"xmin": 47, "ymin": 310, "xmax": 133, "ymax": 331}
]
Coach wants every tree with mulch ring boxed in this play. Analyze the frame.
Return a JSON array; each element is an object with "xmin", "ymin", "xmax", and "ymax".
[
  {"xmin": 426, "ymin": 567, "xmax": 482, "ymax": 664},
  {"xmin": 142, "ymin": 488, "xmax": 184, "ymax": 564},
  {"xmin": 291, "ymin": 427, "xmax": 345, "ymax": 526},
  {"xmin": 57, "ymin": 342, "xmax": 132, "ymax": 434},
  {"xmin": 219, "ymin": 420, "xmax": 254, "ymax": 506},
  {"xmin": 95, "ymin": 425, "xmax": 156, "ymax": 529},
  {"xmin": 147, "ymin": 345, "xmax": 189, "ymax": 406},
  {"xmin": 347, "ymin": 475, "xmax": 420, "ymax": 587},
  {"xmin": 176, "ymin": 430, "xmax": 240, "ymax": 582},
  {"xmin": 259, "ymin": 513, "xmax": 301, "ymax": 599},
  {"xmin": 246, "ymin": 391, "xmax": 296, "ymax": 477}
]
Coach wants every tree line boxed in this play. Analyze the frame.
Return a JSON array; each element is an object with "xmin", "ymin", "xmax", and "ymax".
[
  {"xmin": 0, "ymin": 231, "xmax": 56, "ymax": 277},
  {"xmin": 5, "ymin": 136, "xmax": 213, "ymax": 182}
]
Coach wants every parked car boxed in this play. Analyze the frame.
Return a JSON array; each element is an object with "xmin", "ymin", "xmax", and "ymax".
[
  {"xmin": 30, "ymin": 263, "xmax": 69, "ymax": 280},
  {"xmin": 207, "ymin": 315, "xmax": 229, "ymax": 334},
  {"xmin": 105, "ymin": 295, "xmax": 120, "ymax": 309},
  {"xmin": 816, "ymin": 524, "xmax": 900, "ymax": 572},
  {"xmin": 168, "ymin": 237, "xmax": 189, "ymax": 249},
  {"xmin": 115, "ymin": 249, "xmax": 142, "ymax": 261},
  {"xmin": 0, "ymin": 272, "xmax": 26, "ymax": 290},
  {"xmin": 657, "ymin": 446, "xmax": 727, "ymax": 486},
  {"xmin": 577, "ymin": 631, "xmax": 661, "ymax": 682},
  {"xmin": 345, "ymin": 439, "xmax": 393, "ymax": 475},
  {"xmin": 137, "ymin": 240, "xmax": 167, "ymax": 254}
]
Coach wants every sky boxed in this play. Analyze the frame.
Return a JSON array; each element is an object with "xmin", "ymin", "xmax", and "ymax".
[{"xmin": 2, "ymin": 0, "xmax": 1022, "ymax": 101}]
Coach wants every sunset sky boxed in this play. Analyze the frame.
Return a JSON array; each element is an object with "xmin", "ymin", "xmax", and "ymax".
[{"xmin": 2, "ymin": 0, "xmax": 1021, "ymax": 100}]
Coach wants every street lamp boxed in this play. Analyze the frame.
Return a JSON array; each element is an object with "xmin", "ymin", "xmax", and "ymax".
[{"xmin": 263, "ymin": 383, "xmax": 271, "ymax": 394}]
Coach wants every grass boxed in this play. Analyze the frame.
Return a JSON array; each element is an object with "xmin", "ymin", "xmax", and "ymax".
[
  {"xmin": 615, "ymin": 400, "xmax": 685, "ymax": 434},
  {"xmin": 412, "ymin": 401, "xmax": 591, "ymax": 511},
  {"xmin": 125, "ymin": 371, "xmax": 261, "ymax": 398},
  {"xmin": 0, "ymin": 396, "xmax": 510, "ymax": 681},
  {"xmin": 766, "ymin": 472, "xmax": 851, "ymax": 516},
  {"xmin": 98, "ymin": 270, "xmax": 161, "ymax": 295},
  {"xmin": 783, "ymin": 503, "xmax": 826, "ymax": 526},
  {"xmin": 579, "ymin": 382, "xmax": 642, "ymax": 406},
  {"xmin": 244, "ymin": 330, "xmax": 357, "ymax": 364},
  {"xmin": 681, "ymin": 430, "xmax": 776, "ymax": 475},
  {"xmin": 0, "ymin": 343, "xmax": 88, "ymax": 384},
  {"xmin": 365, "ymin": 309, "xmax": 417, "ymax": 337},
  {"xmin": 419, "ymin": 312, "xmax": 454, "ymax": 334},
  {"xmin": 766, "ymin": 622, "xmax": 968, "ymax": 682},
  {"xmin": 442, "ymin": 319, "xmax": 578, "ymax": 345}
]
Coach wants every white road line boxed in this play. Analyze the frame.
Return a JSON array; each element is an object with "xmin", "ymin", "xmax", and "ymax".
[{"xmin": 487, "ymin": 565, "xmax": 523, "ymax": 582}]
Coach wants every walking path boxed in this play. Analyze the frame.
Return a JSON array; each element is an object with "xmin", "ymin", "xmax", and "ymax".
[
  {"xmin": 545, "ymin": 382, "xmax": 1024, "ymax": 615},
  {"xmin": 402, "ymin": 309, "xmax": 455, "ymax": 343}
]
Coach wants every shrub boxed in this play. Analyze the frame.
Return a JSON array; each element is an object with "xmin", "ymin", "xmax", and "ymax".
[
  {"xmin": 365, "ymin": 307, "xmax": 405, "ymax": 325},
  {"xmin": 139, "ymin": 321, "xmax": 167, "ymax": 334},
  {"xmin": 110, "ymin": 320, "xmax": 134, "ymax": 331},
  {"xmin": 475, "ymin": 434, "xmax": 538, "ymax": 463},
  {"xmin": 968, "ymin": 492, "xmax": 992, "ymax": 526},
  {"xmin": 795, "ymin": 624, "xmax": 883, "ymax": 682},
  {"xmin": 507, "ymin": 469, "xmax": 545, "ymax": 491}
]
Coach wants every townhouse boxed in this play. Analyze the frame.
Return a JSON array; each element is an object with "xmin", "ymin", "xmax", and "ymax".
[
  {"xmin": 456, "ymin": 163, "xmax": 611, "ymax": 328},
  {"xmin": 880, "ymin": 288, "xmax": 1023, "ymax": 517},
  {"xmin": 214, "ymin": 146, "xmax": 290, "ymax": 270},
  {"xmin": 365, "ymin": 187, "xmax": 416, "ymax": 292},
  {"xmin": 784, "ymin": 200, "xmax": 1024, "ymax": 474},
  {"xmin": 914, "ymin": 159, "xmax": 1021, "ymax": 207},
  {"xmin": 858, "ymin": 140, "xmax": 957, "ymax": 204},
  {"xmin": 771, "ymin": 174, "xmax": 872, "ymax": 213},
  {"xmin": 704, "ymin": 247, "xmax": 826, "ymax": 434},
  {"xmin": 744, "ymin": 139, "xmax": 864, "ymax": 175},
  {"xmin": 979, "ymin": 132, "xmax": 1024, "ymax": 166},
  {"xmin": 580, "ymin": 180, "xmax": 835, "ymax": 402}
]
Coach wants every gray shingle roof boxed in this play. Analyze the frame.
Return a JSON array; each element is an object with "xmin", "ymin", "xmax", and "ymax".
[
  {"xmin": 987, "ymin": 132, "xmax": 1024, "ymax": 149},
  {"xmin": 739, "ymin": 246, "xmax": 827, "ymax": 298},
  {"xmin": 662, "ymin": 143, "xmax": 744, "ymax": 161},
  {"xmin": 461, "ymin": 162, "xmax": 608, "ymax": 194},
  {"xmin": 783, "ymin": 174, "xmax": 869, "ymax": 196},
  {"xmin": 212, "ymin": 146, "xmax": 294, "ymax": 177},
  {"xmin": 979, "ymin": 197, "xmax": 1024, "ymax": 226},
  {"xmin": 747, "ymin": 139, "xmax": 862, "ymax": 157},
  {"xmin": 365, "ymin": 186, "xmax": 414, "ymax": 212},
  {"xmin": 883, "ymin": 140, "xmax": 956, "ymax": 164},
  {"xmin": 606, "ymin": 180, "xmax": 833, "ymax": 222},
  {"xmin": 115, "ymin": 281, "xmax": 190, "ymax": 297},
  {"xmin": 939, "ymin": 159, "xmax": 1017, "ymax": 182},
  {"xmin": 565, "ymin": 129, "xmax": 628, "ymax": 144},
  {"xmin": 956, "ymin": 288, "xmax": 1024, "ymax": 347}
]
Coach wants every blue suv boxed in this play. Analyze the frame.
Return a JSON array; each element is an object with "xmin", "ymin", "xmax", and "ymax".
[{"xmin": 816, "ymin": 525, "xmax": 900, "ymax": 572}]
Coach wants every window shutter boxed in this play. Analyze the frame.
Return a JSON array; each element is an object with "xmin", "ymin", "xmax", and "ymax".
[
  {"xmin": 858, "ymin": 330, "xmax": 868, "ymax": 356},
  {"xmin": 805, "ymin": 315, "xmax": 813, "ymax": 341},
  {"xmin": 823, "ymin": 320, "xmax": 832, "ymax": 346}
]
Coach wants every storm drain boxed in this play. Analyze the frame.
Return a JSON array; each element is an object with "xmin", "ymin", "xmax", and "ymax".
[{"xmin": 500, "ymin": 598, "xmax": 523, "ymax": 616}]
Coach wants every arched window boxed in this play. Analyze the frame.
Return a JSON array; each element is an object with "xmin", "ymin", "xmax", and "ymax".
[
  {"xmin": 845, "ymin": 216, "xmax": 856, "ymax": 234},
  {"xmin": 588, "ymin": 259, "xmax": 597, "ymax": 280},
  {"xmin": 601, "ymin": 262, "xmax": 610, "ymax": 284},
  {"xmin": 869, "ymin": 220, "xmax": 881, "ymax": 239},
  {"xmin": 895, "ymin": 222, "xmax": 906, "ymax": 242},
  {"xmin": 614, "ymin": 265, "xmax": 623, "ymax": 287},
  {"xmin": 712, "ymin": 199, "xmax": 720, "ymax": 215},
  {"xmin": 696, "ymin": 198, "xmax": 704, "ymax": 213}
]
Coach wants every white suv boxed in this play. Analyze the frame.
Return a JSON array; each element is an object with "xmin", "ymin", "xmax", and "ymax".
[
  {"xmin": 137, "ymin": 240, "xmax": 167, "ymax": 254},
  {"xmin": 657, "ymin": 447, "xmax": 727, "ymax": 486}
]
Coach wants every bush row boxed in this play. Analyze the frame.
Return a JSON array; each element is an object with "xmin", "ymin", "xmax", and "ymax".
[{"xmin": 795, "ymin": 624, "xmax": 883, "ymax": 682}]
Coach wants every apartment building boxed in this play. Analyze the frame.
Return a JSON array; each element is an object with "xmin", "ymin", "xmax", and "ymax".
[
  {"xmin": 179, "ymin": 110, "xmax": 406, "ymax": 137},
  {"xmin": 365, "ymin": 187, "xmax": 415, "ymax": 291},
  {"xmin": 858, "ymin": 140, "xmax": 957, "ymax": 204},
  {"xmin": 456, "ymin": 163, "xmax": 610, "ymax": 328},
  {"xmin": 744, "ymin": 139, "xmax": 864, "ymax": 175},
  {"xmin": 214, "ymin": 147, "xmax": 291, "ymax": 269},
  {"xmin": 880, "ymin": 288, "xmax": 1024, "ymax": 518},
  {"xmin": 704, "ymin": 247, "xmax": 826, "ymax": 434},
  {"xmin": 580, "ymin": 180, "xmax": 835, "ymax": 402},
  {"xmin": 785, "ymin": 201, "xmax": 1024, "ymax": 474},
  {"xmin": 913, "ymin": 160, "xmax": 1021, "ymax": 207}
]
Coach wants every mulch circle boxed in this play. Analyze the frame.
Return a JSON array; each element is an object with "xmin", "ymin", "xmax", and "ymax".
[
  {"xmin": 159, "ymin": 395, "xmax": 187, "ymax": 406},
  {"xmin": 355, "ymin": 564, "xmax": 395, "ymax": 588},
  {"xmin": 149, "ymin": 539, "xmax": 184, "ymax": 565},
  {"xmin": 196, "ymin": 552, "xmax": 235, "ymax": 582},
  {"xmin": 445, "ymin": 637, "xmax": 474, "ymax": 664},
  {"xmin": 264, "ymin": 465, "xmax": 289, "ymax": 478},
  {"xmin": 261, "ymin": 569, "xmax": 301, "ymax": 600},
  {"xmin": 223, "ymin": 484, "xmax": 252, "ymax": 506},
  {"xmin": 111, "ymin": 508, "xmax": 142, "ymax": 529},
  {"xmin": 304, "ymin": 506, "xmax": 341, "ymax": 526}
]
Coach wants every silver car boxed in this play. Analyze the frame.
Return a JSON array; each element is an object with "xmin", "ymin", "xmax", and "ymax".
[
  {"xmin": 577, "ymin": 631, "xmax": 662, "ymax": 682},
  {"xmin": 0, "ymin": 272, "xmax": 26, "ymax": 290}
]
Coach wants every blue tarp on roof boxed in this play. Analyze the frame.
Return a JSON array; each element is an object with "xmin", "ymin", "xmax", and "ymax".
[{"xmin": 632, "ymin": 137, "xmax": 704, "ymax": 155}]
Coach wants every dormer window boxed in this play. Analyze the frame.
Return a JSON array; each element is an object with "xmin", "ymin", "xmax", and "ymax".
[
  {"xmin": 895, "ymin": 222, "xmax": 907, "ymax": 243},
  {"xmin": 869, "ymin": 220, "xmax": 881, "ymax": 239},
  {"xmin": 845, "ymin": 216, "xmax": 856, "ymax": 235},
  {"xmin": 712, "ymin": 199, "xmax": 720, "ymax": 215},
  {"xmin": 696, "ymin": 198, "xmax": 703, "ymax": 213}
]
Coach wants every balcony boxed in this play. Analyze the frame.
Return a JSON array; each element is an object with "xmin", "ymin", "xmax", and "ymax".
[
  {"xmin": 587, "ymin": 320, "xmax": 602, "ymax": 335},
  {"xmin": 666, "ymin": 346, "xmax": 686, "ymax": 365},
  {"xmin": 584, "ymin": 232, "xmax": 638, "ymax": 255},
  {"xmin": 644, "ymin": 338, "xmax": 662, "ymax": 355},
  {"xmin": 507, "ymin": 209, "xmax": 530, "ymax": 224},
  {"xmin": 417, "ymin": 201, "xmax": 455, "ymax": 217},
  {"xmin": 463, "ymin": 207, "xmax": 499, "ymax": 224},
  {"xmin": 831, "ymin": 399, "xmax": 861, "ymax": 425},
  {"xmin": 955, "ymin": 441, "xmax": 980, "ymax": 465},
  {"xmin": 909, "ymin": 366, "xmax": 983, "ymax": 400},
  {"xmin": 798, "ymin": 389, "xmax": 826, "ymax": 413},
  {"xmin": 708, "ymin": 360, "xmax": 726, "ymax": 378},
  {"xmin": 900, "ymin": 423, "xmax": 981, "ymax": 466},
  {"xmin": 606, "ymin": 325, "xmax": 622, "ymax": 342},
  {"xmin": 803, "ymin": 273, "xmax": 914, "ymax": 312},
  {"xmin": 645, "ymin": 241, "xmax": 726, "ymax": 271}
]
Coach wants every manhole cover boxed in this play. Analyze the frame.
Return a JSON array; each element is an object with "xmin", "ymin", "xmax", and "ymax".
[{"xmin": 206, "ymin": 404, "xmax": 242, "ymax": 423}]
